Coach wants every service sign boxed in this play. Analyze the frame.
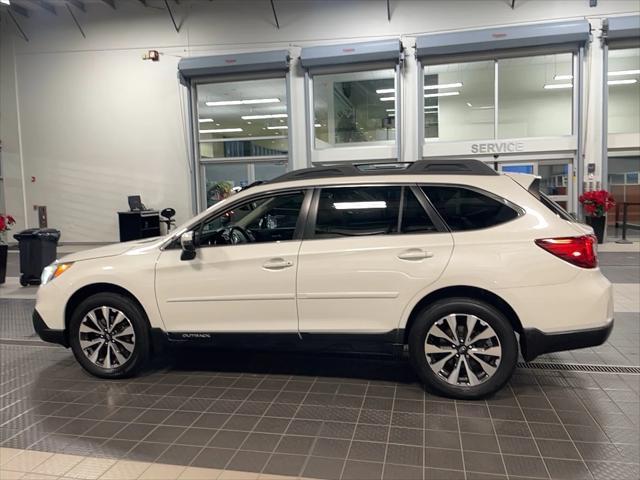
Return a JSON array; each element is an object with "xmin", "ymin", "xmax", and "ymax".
[{"xmin": 470, "ymin": 142, "xmax": 525, "ymax": 154}]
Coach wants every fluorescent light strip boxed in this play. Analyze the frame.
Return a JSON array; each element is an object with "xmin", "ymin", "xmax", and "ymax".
[
  {"xmin": 205, "ymin": 98, "xmax": 280, "ymax": 107},
  {"xmin": 554, "ymin": 74, "xmax": 574, "ymax": 80},
  {"xmin": 0, "ymin": 0, "xmax": 11, "ymax": 5},
  {"xmin": 376, "ymin": 88, "xmax": 395, "ymax": 94},
  {"xmin": 199, "ymin": 128, "xmax": 243, "ymax": 133},
  {"xmin": 241, "ymin": 113, "xmax": 288, "ymax": 120},
  {"xmin": 608, "ymin": 79, "xmax": 638, "ymax": 85},
  {"xmin": 425, "ymin": 106, "xmax": 439, "ymax": 110},
  {"xmin": 198, "ymin": 118, "xmax": 214, "ymax": 123},
  {"xmin": 608, "ymin": 69, "xmax": 640, "ymax": 77},
  {"xmin": 424, "ymin": 82, "xmax": 463, "ymax": 90},
  {"xmin": 266, "ymin": 125, "xmax": 288, "ymax": 130},
  {"xmin": 333, "ymin": 201, "xmax": 387, "ymax": 210},
  {"xmin": 543, "ymin": 83, "xmax": 573, "ymax": 89},
  {"xmin": 314, "ymin": 123, "xmax": 322, "ymax": 127},
  {"xmin": 424, "ymin": 91, "xmax": 460, "ymax": 98},
  {"xmin": 379, "ymin": 97, "xmax": 395, "ymax": 102},
  {"xmin": 386, "ymin": 109, "xmax": 395, "ymax": 112}
]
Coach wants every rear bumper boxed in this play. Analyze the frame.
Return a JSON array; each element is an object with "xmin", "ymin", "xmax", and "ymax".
[
  {"xmin": 520, "ymin": 317, "xmax": 614, "ymax": 362},
  {"xmin": 33, "ymin": 309, "xmax": 68, "ymax": 347}
]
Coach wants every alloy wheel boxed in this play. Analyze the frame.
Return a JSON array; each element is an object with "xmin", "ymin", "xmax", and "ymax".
[
  {"xmin": 425, "ymin": 313, "xmax": 502, "ymax": 386},
  {"xmin": 78, "ymin": 306, "xmax": 136, "ymax": 369}
]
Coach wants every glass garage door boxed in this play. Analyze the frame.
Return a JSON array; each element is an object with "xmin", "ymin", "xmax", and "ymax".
[{"xmin": 498, "ymin": 161, "xmax": 573, "ymax": 212}]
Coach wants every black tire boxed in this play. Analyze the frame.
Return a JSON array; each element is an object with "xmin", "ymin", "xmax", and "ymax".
[
  {"xmin": 69, "ymin": 292, "xmax": 150, "ymax": 379},
  {"xmin": 408, "ymin": 297, "xmax": 517, "ymax": 400}
]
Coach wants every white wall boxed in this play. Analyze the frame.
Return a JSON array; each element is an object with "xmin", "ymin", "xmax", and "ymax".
[{"xmin": 1, "ymin": 0, "xmax": 638, "ymax": 242}]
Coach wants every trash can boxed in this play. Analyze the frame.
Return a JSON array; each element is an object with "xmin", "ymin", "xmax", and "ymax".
[{"xmin": 13, "ymin": 228, "xmax": 61, "ymax": 286}]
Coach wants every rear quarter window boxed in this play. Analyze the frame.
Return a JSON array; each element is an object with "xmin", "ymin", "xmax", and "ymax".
[{"xmin": 421, "ymin": 185, "xmax": 520, "ymax": 231}]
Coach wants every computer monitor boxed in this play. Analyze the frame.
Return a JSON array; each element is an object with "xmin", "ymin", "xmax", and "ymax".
[{"xmin": 128, "ymin": 195, "xmax": 144, "ymax": 211}]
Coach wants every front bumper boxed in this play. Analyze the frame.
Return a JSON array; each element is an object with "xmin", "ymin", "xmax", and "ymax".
[
  {"xmin": 520, "ymin": 318, "xmax": 614, "ymax": 362},
  {"xmin": 33, "ymin": 309, "xmax": 68, "ymax": 347}
]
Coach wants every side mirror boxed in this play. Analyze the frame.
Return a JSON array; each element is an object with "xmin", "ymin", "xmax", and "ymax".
[{"xmin": 180, "ymin": 231, "xmax": 196, "ymax": 261}]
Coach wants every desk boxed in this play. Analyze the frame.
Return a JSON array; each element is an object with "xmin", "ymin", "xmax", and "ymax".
[{"xmin": 118, "ymin": 211, "xmax": 161, "ymax": 242}]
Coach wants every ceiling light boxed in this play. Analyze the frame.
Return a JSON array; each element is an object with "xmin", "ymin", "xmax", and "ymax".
[
  {"xmin": 543, "ymin": 83, "xmax": 573, "ymax": 89},
  {"xmin": 554, "ymin": 74, "xmax": 573, "ymax": 80},
  {"xmin": 266, "ymin": 125, "xmax": 288, "ymax": 130},
  {"xmin": 466, "ymin": 102, "xmax": 473, "ymax": 107},
  {"xmin": 241, "ymin": 113, "xmax": 288, "ymax": 120},
  {"xmin": 608, "ymin": 69, "xmax": 640, "ymax": 77},
  {"xmin": 608, "ymin": 79, "xmax": 638, "ymax": 85},
  {"xmin": 425, "ymin": 106, "xmax": 439, "ymax": 110},
  {"xmin": 314, "ymin": 123, "xmax": 322, "ymax": 127},
  {"xmin": 198, "ymin": 118, "xmax": 214, "ymax": 123},
  {"xmin": 424, "ymin": 82, "xmax": 463, "ymax": 90},
  {"xmin": 0, "ymin": 1, "xmax": 11, "ymax": 5},
  {"xmin": 199, "ymin": 128, "xmax": 243, "ymax": 133},
  {"xmin": 379, "ymin": 97, "xmax": 395, "ymax": 102},
  {"xmin": 424, "ymin": 91, "xmax": 460, "ymax": 98},
  {"xmin": 205, "ymin": 98, "xmax": 280, "ymax": 107},
  {"xmin": 376, "ymin": 88, "xmax": 395, "ymax": 94},
  {"xmin": 386, "ymin": 108, "xmax": 395, "ymax": 112}
]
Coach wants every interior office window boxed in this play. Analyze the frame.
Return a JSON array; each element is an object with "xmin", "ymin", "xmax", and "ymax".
[
  {"xmin": 313, "ymin": 69, "xmax": 396, "ymax": 148},
  {"xmin": 608, "ymin": 48, "xmax": 640, "ymax": 135},
  {"xmin": 315, "ymin": 186, "xmax": 401, "ymax": 238},
  {"xmin": 498, "ymin": 53, "xmax": 573, "ymax": 138},
  {"xmin": 607, "ymin": 156, "xmax": 640, "ymax": 226},
  {"xmin": 196, "ymin": 78, "xmax": 289, "ymax": 159},
  {"xmin": 255, "ymin": 161, "xmax": 288, "ymax": 183},
  {"xmin": 198, "ymin": 191, "xmax": 304, "ymax": 246},
  {"xmin": 204, "ymin": 161, "xmax": 289, "ymax": 208},
  {"xmin": 422, "ymin": 186, "xmax": 519, "ymax": 231},
  {"xmin": 423, "ymin": 61, "xmax": 494, "ymax": 141},
  {"xmin": 402, "ymin": 188, "xmax": 437, "ymax": 233},
  {"xmin": 204, "ymin": 163, "xmax": 250, "ymax": 207}
]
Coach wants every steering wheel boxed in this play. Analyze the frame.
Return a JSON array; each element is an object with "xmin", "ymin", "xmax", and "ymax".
[{"xmin": 222, "ymin": 226, "xmax": 255, "ymax": 245}]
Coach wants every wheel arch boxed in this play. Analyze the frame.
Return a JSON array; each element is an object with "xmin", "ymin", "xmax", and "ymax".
[
  {"xmin": 403, "ymin": 285, "xmax": 523, "ymax": 344},
  {"xmin": 64, "ymin": 283, "xmax": 151, "ymax": 335}
]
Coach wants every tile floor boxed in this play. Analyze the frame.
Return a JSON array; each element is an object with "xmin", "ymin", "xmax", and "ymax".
[{"xmin": 0, "ymin": 250, "xmax": 638, "ymax": 480}]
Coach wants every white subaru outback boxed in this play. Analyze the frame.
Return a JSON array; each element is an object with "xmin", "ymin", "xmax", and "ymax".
[{"xmin": 33, "ymin": 160, "xmax": 613, "ymax": 399}]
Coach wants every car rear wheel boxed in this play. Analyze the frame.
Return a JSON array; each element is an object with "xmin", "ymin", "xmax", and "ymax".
[
  {"xmin": 69, "ymin": 292, "xmax": 150, "ymax": 379},
  {"xmin": 408, "ymin": 297, "xmax": 517, "ymax": 399}
]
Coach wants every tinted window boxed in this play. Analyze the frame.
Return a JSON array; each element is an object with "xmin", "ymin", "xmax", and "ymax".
[
  {"xmin": 315, "ymin": 186, "xmax": 401, "ymax": 238},
  {"xmin": 402, "ymin": 189, "xmax": 437, "ymax": 233},
  {"xmin": 198, "ymin": 191, "xmax": 304, "ymax": 246},
  {"xmin": 422, "ymin": 186, "xmax": 519, "ymax": 231}
]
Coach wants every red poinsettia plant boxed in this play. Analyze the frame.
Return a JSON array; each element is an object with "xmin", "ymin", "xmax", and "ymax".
[
  {"xmin": 579, "ymin": 190, "xmax": 615, "ymax": 217},
  {"xmin": 0, "ymin": 213, "xmax": 16, "ymax": 244}
]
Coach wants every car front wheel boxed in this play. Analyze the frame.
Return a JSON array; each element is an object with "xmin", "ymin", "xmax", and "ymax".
[
  {"xmin": 69, "ymin": 292, "xmax": 150, "ymax": 379},
  {"xmin": 408, "ymin": 297, "xmax": 518, "ymax": 399}
]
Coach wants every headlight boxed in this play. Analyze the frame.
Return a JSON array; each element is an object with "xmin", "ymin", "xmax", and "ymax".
[{"xmin": 41, "ymin": 262, "xmax": 73, "ymax": 286}]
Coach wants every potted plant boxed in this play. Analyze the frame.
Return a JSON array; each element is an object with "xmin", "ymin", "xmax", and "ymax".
[
  {"xmin": 579, "ymin": 190, "xmax": 615, "ymax": 244},
  {"xmin": 0, "ymin": 213, "xmax": 16, "ymax": 284}
]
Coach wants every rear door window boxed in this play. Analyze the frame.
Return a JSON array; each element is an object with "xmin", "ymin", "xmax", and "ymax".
[
  {"xmin": 422, "ymin": 186, "xmax": 520, "ymax": 231},
  {"xmin": 314, "ymin": 186, "xmax": 401, "ymax": 238},
  {"xmin": 401, "ymin": 188, "xmax": 438, "ymax": 234}
]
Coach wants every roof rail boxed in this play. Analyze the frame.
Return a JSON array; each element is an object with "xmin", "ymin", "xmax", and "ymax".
[{"xmin": 269, "ymin": 159, "xmax": 497, "ymax": 184}]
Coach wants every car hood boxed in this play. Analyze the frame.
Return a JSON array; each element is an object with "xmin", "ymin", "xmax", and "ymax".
[{"xmin": 59, "ymin": 237, "xmax": 164, "ymax": 263}]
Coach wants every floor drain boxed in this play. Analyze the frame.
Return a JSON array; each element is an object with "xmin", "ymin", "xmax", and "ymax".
[{"xmin": 517, "ymin": 362, "xmax": 640, "ymax": 374}]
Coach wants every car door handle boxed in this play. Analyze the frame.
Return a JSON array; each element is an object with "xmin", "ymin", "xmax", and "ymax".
[
  {"xmin": 397, "ymin": 249, "xmax": 434, "ymax": 261},
  {"xmin": 263, "ymin": 258, "xmax": 294, "ymax": 270}
]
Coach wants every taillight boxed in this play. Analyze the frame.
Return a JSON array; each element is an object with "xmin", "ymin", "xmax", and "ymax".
[{"xmin": 535, "ymin": 235, "xmax": 598, "ymax": 269}]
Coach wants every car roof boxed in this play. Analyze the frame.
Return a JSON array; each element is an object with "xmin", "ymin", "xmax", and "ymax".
[{"xmin": 269, "ymin": 159, "xmax": 497, "ymax": 185}]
